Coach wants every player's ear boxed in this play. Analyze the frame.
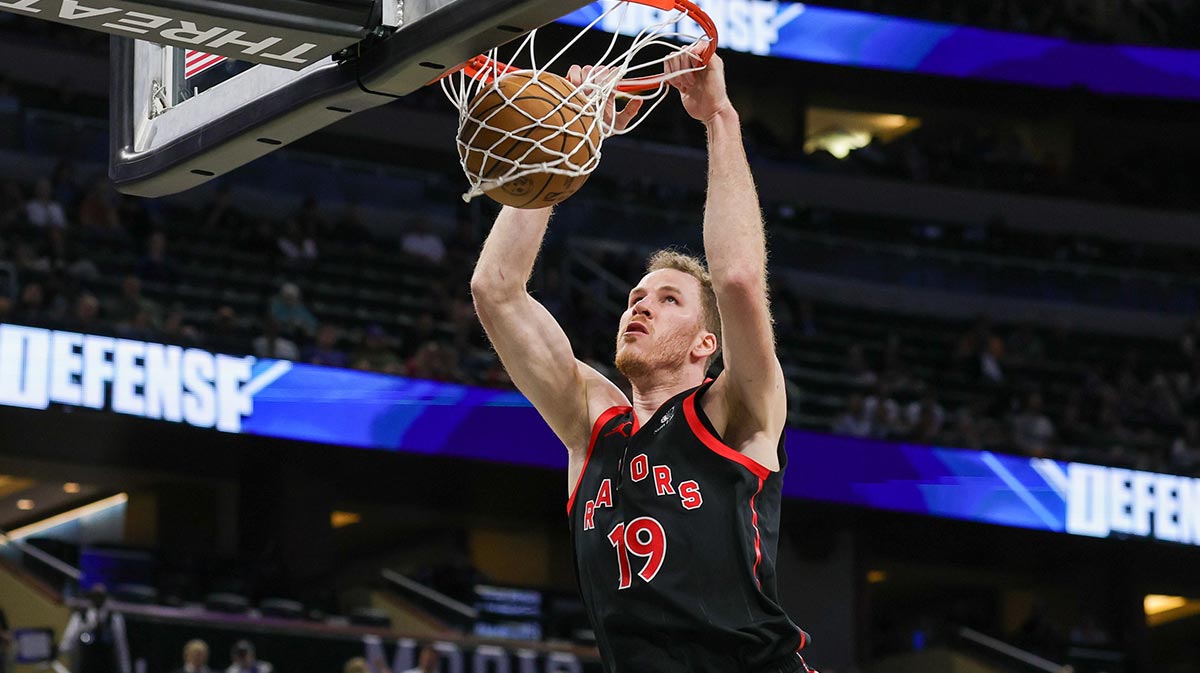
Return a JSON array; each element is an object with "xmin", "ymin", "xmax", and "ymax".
[{"xmin": 694, "ymin": 331, "xmax": 718, "ymax": 360}]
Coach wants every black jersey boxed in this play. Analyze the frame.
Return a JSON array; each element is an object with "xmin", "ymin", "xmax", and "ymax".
[{"xmin": 568, "ymin": 381, "xmax": 809, "ymax": 673}]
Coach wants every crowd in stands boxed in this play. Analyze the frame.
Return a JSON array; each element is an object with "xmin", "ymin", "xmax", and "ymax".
[
  {"xmin": 826, "ymin": 314, "xmax": 1200, "ymax": 475},
  {"xmin": 5, "ymin": 11, "xmax": 1200, "ymax": 217},
  {"xmin": 815, "ymin": 0, "xmax": 1200, "ymax": 47},
  {"xmin": 2, "ymin": 162, "xmax": 1199, "ymax": 474}
]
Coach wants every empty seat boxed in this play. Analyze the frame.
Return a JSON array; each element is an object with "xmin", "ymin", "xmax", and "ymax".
[
  {"xmin": 260, "ymin": 598, "xmax": 305, "ymax": 620},
  {"xmin": 348, "ymin": 607, "xmax": 391, "ymax": 628},
  {"xmin": 204, "ymin": 592, "xmax": 251, "ymax": 614},
  {"xmin": 114, "ymin": 583, "xmax": 158, "ymax": 605}
]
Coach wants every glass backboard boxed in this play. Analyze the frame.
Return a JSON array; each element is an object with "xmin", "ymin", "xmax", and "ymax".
[{"xmin": 99, "ymin": 0, "xmax": 592, "ymax": 197}]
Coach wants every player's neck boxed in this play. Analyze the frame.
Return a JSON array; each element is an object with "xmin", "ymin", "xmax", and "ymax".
[{"xmin": 628, "ymin": 370, "xmax": 704, "ymax": 427}]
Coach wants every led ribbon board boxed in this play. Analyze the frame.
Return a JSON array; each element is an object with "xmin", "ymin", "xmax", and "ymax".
[
  {"xmin": 3, "ymin": 323, "xmax": 1199, "ymax": 548},
  {"xmin": 558, "ymin": 1, "xmax": 1200, "ymax": 101}
]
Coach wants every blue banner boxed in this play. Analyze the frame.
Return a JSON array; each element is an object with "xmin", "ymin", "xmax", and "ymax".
[
  {"xmin": 3, "ymin": 323, "xmax": 1199, "ymax": 548},
  {"xmin": 557, "ymin": 1, "xmax": 1200, "ymax": 101}
]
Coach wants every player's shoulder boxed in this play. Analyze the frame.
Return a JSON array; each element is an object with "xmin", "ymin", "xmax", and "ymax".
[{"xmin": 698, "ymin": 371, "xmax": 786, "ymax": 470}]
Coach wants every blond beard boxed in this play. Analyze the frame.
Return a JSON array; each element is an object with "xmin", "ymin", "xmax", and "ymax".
[{"xmin": 615, "ymin": 328, "xmax": 693, "ymax": 383}]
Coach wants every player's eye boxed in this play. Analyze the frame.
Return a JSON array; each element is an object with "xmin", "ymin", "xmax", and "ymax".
[{"xmin": 664, "ymin": 296, "xmax": 678, "ymax": 304}]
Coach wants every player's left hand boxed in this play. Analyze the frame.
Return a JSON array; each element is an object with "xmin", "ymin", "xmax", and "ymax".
[
  {"xmin": 567, "ymin": 64, "xmax": 645, "ymax": 133},
  {"xmin": 665, "ymin": 44, "xmax": 733, "ymax": 124}
]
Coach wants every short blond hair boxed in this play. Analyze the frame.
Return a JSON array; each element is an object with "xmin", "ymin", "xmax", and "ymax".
[
  {"xmin": 343, "ymin": 658, "xmax": 369, "ymax": 673},
  {"xmin": 645, "ymin": 249, "xmax": 721, "ymax": 364},
  {"xmin": 184, "ymin": 640, "xmax": 208, "ymax": 658}
]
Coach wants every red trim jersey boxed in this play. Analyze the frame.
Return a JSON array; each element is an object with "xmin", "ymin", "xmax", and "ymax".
[{"xmin": 568, "ymin": 381, "xmax": 809, "ymax": 673}]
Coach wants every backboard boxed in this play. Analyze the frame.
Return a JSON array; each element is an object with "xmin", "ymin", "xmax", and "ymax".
[{"xmin": 92, "ymin": 0, "xmax": 594, "ymax": 197}]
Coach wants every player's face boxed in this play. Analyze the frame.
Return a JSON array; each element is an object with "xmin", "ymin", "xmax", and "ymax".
[{"xmin": 615, "ymin": 269, "xmax": 709, "ymax": 379}]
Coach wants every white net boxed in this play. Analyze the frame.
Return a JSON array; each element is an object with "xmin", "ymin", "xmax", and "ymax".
[{"xmin": 441, "ymin": 0, "xmax": 715, "ymax": 203}]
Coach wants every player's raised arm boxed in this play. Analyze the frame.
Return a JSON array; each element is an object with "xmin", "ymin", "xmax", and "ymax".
[
  {"xmin": 471, "ymin": 206, "xmax": 626, "ymax": 453},
  {"xmin": 667, "ymin": 51, "xmax": 788, "ymax": 455}
]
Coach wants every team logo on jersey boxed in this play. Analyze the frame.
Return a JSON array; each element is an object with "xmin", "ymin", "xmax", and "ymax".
[
  {"xmin": 654, "ymin": 407, "xmax": 675, "ymax": 434},
  {"xmin": 604, "ymin": 420, "xmax": 633, "ymax": 438},
  {"xmin": 582, "ymin": 457, "xmax": 703, "ymax": 530}
]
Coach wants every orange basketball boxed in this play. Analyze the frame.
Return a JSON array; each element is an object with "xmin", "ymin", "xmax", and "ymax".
[{"xmin": 458, "ymin": 70, "xmax": 601, "ymax": 209}]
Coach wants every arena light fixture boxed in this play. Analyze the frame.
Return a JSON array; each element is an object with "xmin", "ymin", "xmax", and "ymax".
[
  {"xmin": 1144, "ymin": 594, "xmax": 1186, "ymax": 615},
  {"xmin": 331, "ymin": 510, "xmax": 363, "ymax": 529},
  {"xmin": 1, "ymin": 493, "xmax": 128, "ymax": 544}
]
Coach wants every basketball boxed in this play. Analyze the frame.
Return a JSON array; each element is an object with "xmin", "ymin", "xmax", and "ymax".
[{"xmin": 458, "ymin": 70, "xmax": 601, "ymax": 209}]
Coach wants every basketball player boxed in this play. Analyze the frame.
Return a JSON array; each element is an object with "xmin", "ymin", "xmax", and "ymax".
[{"xmin": 470, "ymin": 49, "xmax": 812, "ymax": 673}]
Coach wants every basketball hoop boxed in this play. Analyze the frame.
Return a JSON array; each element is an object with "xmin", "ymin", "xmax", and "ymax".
[{"xmin": 440, "ymin": 0, "xmax": 718, "ymax": 204}]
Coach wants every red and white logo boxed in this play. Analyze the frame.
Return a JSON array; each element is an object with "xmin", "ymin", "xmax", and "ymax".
[{"xmin": 185, "ymin": 50, "xmax": 227, "ymax": 79}]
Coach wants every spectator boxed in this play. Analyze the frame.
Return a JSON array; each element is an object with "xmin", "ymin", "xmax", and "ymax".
[
  {"xmin": 60, "ymin": 585, "xmax": 129, "ymax": 673},
  {"xmin": 13, "ymin": 240, "xmax": 51, "ymax": 274},
  {"xmin": 1056, "ymin": 390, "xmax": 1089, "ymax": 450},
  {"xmin": 295, "ymin": 195, "xmax": 328, "ymax": 239},
  {"xmin": 59, "ymin": 292, "xmax": 101, "ymax": 333},
  {"xmin": 135, "ymin": 231, "xmax": 178, "ymax": 285},
  {"xmin": 832, "ymin": 393, "xmax": 872, "ymax": 437},
  {"xmin": 1181, "ymin": 314, "xmax": 1200, "ymax": 359},
  {"xmin": 170, "ymin": 640, "xmax": 214, "ymax": 673},
  {"xmin": 304, "ymin": 324, "xmax": 348, "ymax": 368},
  {"xmin": 50, "ymin": 159, "xmax": 80, "ymax": 209},
  {"xmin": 403, "ymin": 312, "xmax": 437, "ymax": 358},
  {"xmin": 115, "ymin": 307, "xmax": 155, "ymax": 340},
  {"xmin": 14, "ymin": 282, "xmax": 50, "ymax": 326},
  {"xmin": 0, "ymin": 606, "xmax": 10, "ymax": 673},
  {"xmin": 106, "ymin": 274, "xmax": 160, "ymax": 327},
  {"xmin": 400, "ymin": 218, "xmax": 446, "ymax": 265},
  {"xmin": 25, "ymin": 177, "xmax": 66, "ymax": 229},
  {"xmin": 269, "ymin": 283, "xmax": 318, "ymax": 338},
  {"xmin": 253, "ymin": 317, "xmax": 300, "ymax": 361},
  {"xmin": 78, "ymin": 179, "xmax": 124, "ymax": 241},
  {"xmin": 846, "ymin": 343, "xmax": 878, "ymax": 386},
  {"xmin": 879, "ymin": 332, "xmax": 918, "ymax": 391},
  {"xmin": 0, "ymin": 181, "xmax": 25, "ymax": 229},
  {"xmin": 0, "ymin": 295, "xmax": 13, "ymax": 324},
  {"xmin": 206, "ymin": 305, "xmax": 246, "ymax": 354},
  {"xmin": 905, "ymin": 392, "xmax": 946, "ymax": 438},
  {"xmin": 277, "ymin": 219, "xmax": 318, "ymax": 265},
  {"xmin": 1012, "ymin": 392, "xmax": 1055, "ymax": 457},
  {"xmin": 352, "ymin": 324, "xmax": 403, "ymax": 374},
  {"xmin": 1171, "ymin": 419, "xmax": 1200, "ymax": 474},
  {"xmin": 863, "ymin": 383, "xmax": 900, "ymax": 429},
  {"xmin": 406, "ymin": 341, "xmax": 463, "ymax": 383},
  {"xmin": 342, "ymin": 659, "xmax": 369, "ymax": 673},
  {"xmin": 955, "ymin": 316, "xmax": 1005, "ymax": 383},
  {"xmin": 399, "ymin": 646, "xmax": 439, "ymax": 673},
  {"xmin": 44, "ymin": 228, "xmax": 99, "ymax": 281},
  {"xmin": 160, "ymin": 307, "xmax": 201, "ymax": 346},
  {"xmin": 868, "ymin": 398, "xmax": 902, "ymax": 440},
  {"xmin": 226, "ymin": 641, "xmax": 272, "ymax": 673}
]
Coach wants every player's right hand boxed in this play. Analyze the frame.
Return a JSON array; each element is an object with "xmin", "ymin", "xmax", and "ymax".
[{"xmin": 665, "ymin": 45, "xmax": 733, "ymax": 124}]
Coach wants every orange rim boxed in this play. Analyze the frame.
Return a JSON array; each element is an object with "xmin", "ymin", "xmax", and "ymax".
[{"xmin": 439, "ymin": 0, "xmax": 718, "ymax": 93}]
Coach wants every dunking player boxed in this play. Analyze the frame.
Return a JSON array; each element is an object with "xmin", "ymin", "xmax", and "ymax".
[{"xmin": 470, "ymin": 50, "xmax": 812, "ymax": 673}]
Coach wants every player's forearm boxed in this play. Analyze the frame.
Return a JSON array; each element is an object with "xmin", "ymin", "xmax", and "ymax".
[
  {"xmin": 471, "ymin": 205, "xmax": 553, "ymax": 301},
  {"xmin": 701, "ymin": 109, "xmax": 767, "ymax": 293}
]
